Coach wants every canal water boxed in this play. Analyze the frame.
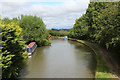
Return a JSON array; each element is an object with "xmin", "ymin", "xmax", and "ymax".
[{"xmin": 21, "ymin": 40, "xmax": 96, "ymax": 78}]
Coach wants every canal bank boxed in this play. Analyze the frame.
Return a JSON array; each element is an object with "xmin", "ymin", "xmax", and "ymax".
[
  {"xmin": 50, "ymin": 36, "xmax": 64, "ymax": 40},
  {"xmin": 68, "ymin": 38, "xmax": 119, "ymax": 79}
]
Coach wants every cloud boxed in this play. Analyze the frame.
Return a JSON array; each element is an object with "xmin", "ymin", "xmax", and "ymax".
[
  {"xmin": 1, "ymin": 0, "xmax": 90, "ymax": 29},
  {"xmin": 0, "ymin": 0, "xmax": 69, "ymax": 2}
]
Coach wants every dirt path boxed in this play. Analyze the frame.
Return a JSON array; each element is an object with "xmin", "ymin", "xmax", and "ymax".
[{"xmin": 97, "ymin": 46, "xmax": 120, "ymax": 79}]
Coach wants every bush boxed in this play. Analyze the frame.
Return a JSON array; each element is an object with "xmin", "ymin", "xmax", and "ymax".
[
  {"xmin": 2, "ymin": 22, "xmax": 27, "ymax": 78},
  {"xmin": 19, "ymin": 15, "xmax": 50, "ymax": 46}
]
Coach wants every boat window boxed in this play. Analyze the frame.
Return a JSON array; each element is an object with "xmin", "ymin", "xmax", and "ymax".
[
  {"xmin": 31, "ymin": 43, "xmax": 36, "ymax": 51},
  {"xmin": 31, "ymin": 47, "xmax": 33, "ymax": 51},
  {"xmin": 27, "ymin": 48, "xmax": 32, "ymax": 53}
]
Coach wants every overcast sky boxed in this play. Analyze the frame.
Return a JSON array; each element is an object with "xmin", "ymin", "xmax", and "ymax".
[{"xmin": 0, "ymin": 0, "xmax": 90, "ymax": 29}]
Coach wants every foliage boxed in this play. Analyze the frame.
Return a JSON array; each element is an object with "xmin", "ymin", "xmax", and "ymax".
[
  {"xmin": 2, "ymin": 18, "xmax": 11, "ymax": 24},
  {"xmin": 48, "ymin": 29, "xmax": 69, "ymax": 37},
  {"xmin": 1, "ymin": 15, "xmax": 51, "ymax": 78},
  {"xmin": 1, "ymin": 22, "xmax": 27, "ymax": 78},
  {"xmin": 19, "ymin": 15, "xmax": 50, "ymax": 46},
  {"xmin": 68, "ymin": 2, "xmax": 120, "ymax": 56},
  {"xmin": 0, "ymin": 16, "xmax": 2, "ymax": 73}
]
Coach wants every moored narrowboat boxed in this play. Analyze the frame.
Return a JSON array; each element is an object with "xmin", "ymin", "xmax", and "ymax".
[{"xmin": 25, "ymin": 42, "xmax": 37, "ymax": 56}]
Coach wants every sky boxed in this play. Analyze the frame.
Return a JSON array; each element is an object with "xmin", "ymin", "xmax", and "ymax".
[{"xmin": 0, "ymin": 0, "xmax": 90, "ymax": 29}]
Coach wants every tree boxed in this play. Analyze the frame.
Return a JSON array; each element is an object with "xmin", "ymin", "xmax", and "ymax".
[
  {"xmin": 2, "ymin": 22, "xmax": 27, "ymax": 78},
  {"xmin": 19, "ymin": 15, "xmax": 50, "ymax": 46},
  {"xmin": 68, "ymin": 2, "xmax": 120, "ymax": 55}
]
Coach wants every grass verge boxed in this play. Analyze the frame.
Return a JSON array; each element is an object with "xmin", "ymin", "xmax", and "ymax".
[{"xmin": 69, "ymin": 38, "xmax": 118, "ymax": 79}]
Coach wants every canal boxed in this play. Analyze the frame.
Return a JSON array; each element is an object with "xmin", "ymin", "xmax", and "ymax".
[{"xmin": 21, "ymin": 40, "xmax": 96, "ymax": 78}]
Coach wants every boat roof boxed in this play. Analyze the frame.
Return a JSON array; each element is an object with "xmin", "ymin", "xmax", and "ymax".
[{"xmin": 26, "ymin": 42, "xmax": 35, "ymax": 48}]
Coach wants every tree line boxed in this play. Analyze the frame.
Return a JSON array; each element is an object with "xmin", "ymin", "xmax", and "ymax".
[
  {"xmin": 48, "ymin": 28, "xmax": 69, "ymax": 37},
  {"xmin": 68, "ymin": 2, "xmax": 120, "ymax": 62},
  {"xmin": 1, "ymin": 15, "xmax": 51, "ymax": 78}
]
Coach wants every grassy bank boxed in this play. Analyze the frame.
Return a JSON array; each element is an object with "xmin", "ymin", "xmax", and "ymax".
[
  {"xmin": 69, "ymin": 38, "xmax": 118, "ymax": 79},
  {"xmin": 50, "ymin": 36, "xmax": 64, "ymax": 39}
]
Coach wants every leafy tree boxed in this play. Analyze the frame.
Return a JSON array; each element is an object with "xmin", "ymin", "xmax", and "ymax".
[
  {"xmin": 2, "ymin": 18, "xmax": 11, "ymax": 24},
  {"xmin": 69, "ymin": 2, "xmax": 120, "ymax": 56},
  {"xmin": 48, "ymin": 29, "xmax": 69, "ymax": 37},
  {"xmin": 2, "ymin": 22, "xmax": 27, "ymax": 78},
  {"xmin": 1, "ymin": 15, "xmax": 51, "ymax": 78},
  {"xmin": 0, "ymin": 16, "xmax": 2, "ymax": 78},
  {"xmin": 19, "ymin": 15, "xmax": 50, "ymax": 46}
]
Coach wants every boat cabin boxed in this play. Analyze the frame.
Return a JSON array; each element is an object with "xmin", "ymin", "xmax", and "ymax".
[{"xmin": 25, "ymin": 42, "xmax": 37, "ymax": 56}]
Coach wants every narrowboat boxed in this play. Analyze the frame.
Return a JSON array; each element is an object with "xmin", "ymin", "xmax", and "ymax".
[{"xmin": 25, "ymin": 42, "xmax": 37, "ymax": 56}]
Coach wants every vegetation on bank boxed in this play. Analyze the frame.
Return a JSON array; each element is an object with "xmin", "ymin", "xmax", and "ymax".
[
  {"xmin": 68, "ymin": 2, "xmax": 120, "ymax": 73},
  {"xmin": 19, "ymin": 15, "xmax": 50, "ymax": 46},
  {"xmin": 48, "ymin": 28, "xmax": 69, "ymax": 37},
  {"xmin": 1, "ymin": 22, "xmax": 27, "ymax": 78},
  {"xmin": 1, "ymin": 15, "xmax": 51, "ymax": 78},
  {"xmin": 69, "ymin": 38, "xmax": 118, "ymax": 79},
  {"xmin": 0, "ymin": 16, "xmax": 1, "ymax": 54},
  {"xmin": 69, "ymin": 2, "xmax": 120, "ymax": 55},
  {"xmin": 2, "ymin": 15, "xmax": 51, "ymax": 46}
]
